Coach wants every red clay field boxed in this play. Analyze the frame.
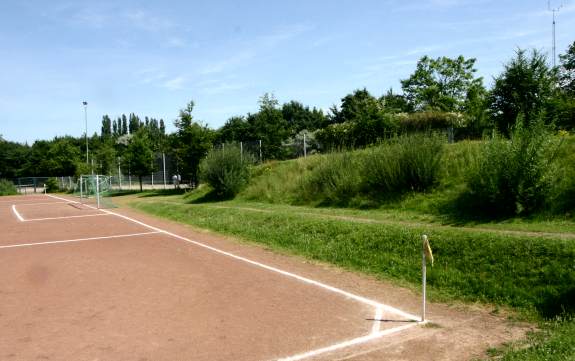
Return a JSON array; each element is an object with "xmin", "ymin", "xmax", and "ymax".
[{"xmin": 0, "ymin": 194, "xmax": 525, "ymax": 360}]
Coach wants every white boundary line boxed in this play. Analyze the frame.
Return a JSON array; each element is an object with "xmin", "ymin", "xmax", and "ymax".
[
  {"xmin": 11, "ymin": 205, "xmax": 24, "ymax": 221},
  {"xmin": 0, "ymin": 231, "xmax": 161, "ymax": 250},
  {"xmin": 371, "ymin": 305, "xmax": 384, "ymax": 334},
  {"xmin": 45, "ymin": 194, "xmax": 424, "ymax": 360},
  {"xmin": 13, "ymin": 201, "xmax": 72, "ymax": 206},
  {"xmin": 23, "ymin": 213, "xmax": 111, "ymax": 222}
]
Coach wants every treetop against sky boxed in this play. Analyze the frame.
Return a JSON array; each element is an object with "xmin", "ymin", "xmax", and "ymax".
[{"xmin": 1, "ymin": 0, "xmax": 574, "ymax": 143}]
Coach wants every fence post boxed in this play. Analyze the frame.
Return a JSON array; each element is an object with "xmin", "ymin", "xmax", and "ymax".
[
  {"xmin": 118, "ymin": 158, "xmax": 122, "ymax": 191},
  {"xmin": 240, "ymin": 142, "xmax": 243, "ymax": 163},
  {"xmin": 163, "ymin": 152, "xmax": 167, "ymax": 189},
  {"xmin": 303, "ymin": 132, "xmax": 307, "ymax": 158},
  {"xmin": 259, "ymin": 139, "xmax": 262, "ymax": 163},
  {"xmin": 33, "ymin": 177, "xmax": 37, "ymax": 193},
  {"xmin": 96, "ymin": 174, "xmax": 100, "ymax": 209}
]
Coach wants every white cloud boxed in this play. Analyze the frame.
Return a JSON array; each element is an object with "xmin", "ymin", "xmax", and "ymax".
[
  {"xmin": 124, "ymin": 9, "xmax": 176, "ymax": 32},
  {"xmin": 162, "ymin": 76, "xmax": 186, "ymax": 91},
  {"xmin": 199, "ymin": 51, "xmax": 255, "ymax": 75}
]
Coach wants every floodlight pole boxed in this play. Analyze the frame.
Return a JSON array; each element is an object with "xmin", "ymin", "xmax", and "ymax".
[
  {"xmin": 83, "ymin": 101, "xmax": 88, "ymax": 163},
  {"xmin": 548, "ymin": 1, "xmax": 563, "ymax": 68}
]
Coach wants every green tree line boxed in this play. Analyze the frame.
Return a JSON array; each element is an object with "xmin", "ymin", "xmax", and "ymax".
[{"xmin": 1, "ymin": 42, "xmax": 574, "ymax": 182}]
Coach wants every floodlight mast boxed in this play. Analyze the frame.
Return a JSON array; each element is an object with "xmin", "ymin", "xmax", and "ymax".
[
  {"xmin": 83, "ymin": 101, "xmax": 88, "ymax": 164},
  {"xmin": 548, "ymin": 1, "xmax": 564, "ymax": 68}
]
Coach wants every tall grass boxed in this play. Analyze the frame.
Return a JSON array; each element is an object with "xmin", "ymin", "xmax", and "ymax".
[
  {"xmin": 364, "ymin": 133, "xmax": 445, "ymax": 197},
  {"xmin": 299, "ymin": 151, "xmax": 363, "ymax": 205}
]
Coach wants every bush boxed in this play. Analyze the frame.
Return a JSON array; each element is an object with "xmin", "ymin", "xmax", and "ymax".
[
  {"xmin": 363, "ymin": 133, "xmax": 445, "ymax": 196},
  {"xmin": 547, "ymin": 134, "xmax": 575, "ymax": 213},
  {"xmin": 396, "ymin": 111, "xmax": 466, "ymax": 132},
  {"xmin": 199, "ymin": 144, "xmax": 254, "ymax": 199},
  {"xmin": 459, "ymin": 121, "xmax": 554, "ymax": 218},
  {"xmin": 0, "ymin": 179, "xmax": 17, "ymax": 196},
  {"xmin": 300, "ymin": 152, "xmax": 363, "ymax": 205},
  {"xmin": 45, "ymin": 177, "xmax": 60, "ymax": 193}
]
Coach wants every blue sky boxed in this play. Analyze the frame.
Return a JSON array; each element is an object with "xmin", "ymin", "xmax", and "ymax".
[{"xmin": 1, "ymin": 0, "xmax": 574, "ymax": 143}]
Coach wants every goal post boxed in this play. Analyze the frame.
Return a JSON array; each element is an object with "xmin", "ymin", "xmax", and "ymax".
[{"xmin": 73, "ymin": 174, "xmax": 116, "ymax": 209}]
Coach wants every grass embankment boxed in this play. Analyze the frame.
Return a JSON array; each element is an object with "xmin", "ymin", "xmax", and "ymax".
[{"xmin": 124, "ymin": 134, "xmax": 575, "ymax": 360}]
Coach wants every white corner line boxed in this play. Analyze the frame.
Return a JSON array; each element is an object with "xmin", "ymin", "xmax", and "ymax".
[
  {"xmin": 371, "ymin": 306, "xmax": 384, "ymax": 334},
  {"xmin": 24, "ymin": 213, "xmax": 111, "ymax": 222},
  {"xmin": 277, "ymin": 322, "xmax": 420, "ymax": 361},
  {"xmin": 46, "ymin": 195, "xmax": 421, "ymax": 321},
  {"xmin": 44, "ymin": 194, "xmax": 429, "ymax": 358},
  {"xmin": 14, "ymin": 201, "xmax": 72, "ymax": 206},
  {"xmin": 0, "ymin": 231, "xmax": 162, "ymax": 250},
  {"xmin": 11, "ymin": 205, "xmax": 24, "ymax": 221}
]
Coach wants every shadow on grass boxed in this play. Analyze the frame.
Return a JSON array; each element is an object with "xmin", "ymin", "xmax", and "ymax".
[
  {"xmin": 536, "ymin": 287, "xmax": 575, "ymax": 319},
  {"xmin": 138, "ymin": 188, "xmax": 187, "ymax": 198},
  {"xmin": 105, "ymin": 189, "xmax": 187, "ymax": 198},
  {"xmin": 187, "ymin": 190, "xmax": 231, "ymax": 204}
]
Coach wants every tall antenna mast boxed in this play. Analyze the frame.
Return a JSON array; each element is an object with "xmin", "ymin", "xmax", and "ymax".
[{"xmin": 548, "ymin": 1, "xmax": 564, "ymax": 67}]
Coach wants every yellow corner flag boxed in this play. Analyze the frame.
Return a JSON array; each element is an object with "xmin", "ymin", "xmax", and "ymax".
[{"xmin": 422, "ymin": 234, "xmax": 434, "ymax": 266}]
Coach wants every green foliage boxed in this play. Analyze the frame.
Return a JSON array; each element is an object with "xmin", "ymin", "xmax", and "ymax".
[
  {"xmin": 281, "ymin": 100, "xmax": 326, "ymax": 134},
  {"xmin": 396, "ymin": 111, "xmax": 465, "ymax": 131},
  {"xmin": 248, "ymin": 93, "xmax": 290, "ymax": 160},
  {"xmin": 401, "ymin": 55, "xmax": 484, "ymax": 112},
  {"xmin": 300, "ymin": 151, "xmax": 363, "ymax": 205},
  {"xmin": 0, "ymin": 138, "xmax": 28, "ymax": 178},
  {"xmin": 547, "ymin": 134, "xmax": 575, "ymax": 213},
  {"xmin": 172, "ymin": 101, "xmax": 215, "ymax": 184},
  {"xmin": 200, "ymin": 144, "xmax": 254, "ymax": 199},
  {"xmin": 126, "ymin": 129, "xmax": 154, "ymax": 191},
  {"xmin": 0, "ymin": 179, "xmax": 17, "ymax": 196},
  {"xmin": 364, "ymin": 133, "xmax": 445, "ymax": 196},
  {"xmin": 459, "ymin": 121, "xmax": 554, "ymax": 218},
  {"xmin": 44, "ymin": 177, "xmax": 60, "ymax": 193},
  {"xmin": 559, "ymin": 40, "xmax": 575, "ymax": 95},
  {"xmin": 489, "ymin": 49, "xmax": 557, "ymax": 134}
]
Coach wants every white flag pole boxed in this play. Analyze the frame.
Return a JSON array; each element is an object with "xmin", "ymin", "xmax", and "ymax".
[{"xmin": 422, "ymin": 234, "xmax": 428, "ymax": 322}]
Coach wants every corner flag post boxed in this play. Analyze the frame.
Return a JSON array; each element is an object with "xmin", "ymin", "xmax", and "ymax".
[{"xmin": 421, "ymin": 234, "xmax": 434, "ymax": 322}]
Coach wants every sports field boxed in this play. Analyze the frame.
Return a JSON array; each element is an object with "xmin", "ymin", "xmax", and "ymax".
[{"xmin": 1, "ymin": 194, "xmax": 426, "ymax": 360}]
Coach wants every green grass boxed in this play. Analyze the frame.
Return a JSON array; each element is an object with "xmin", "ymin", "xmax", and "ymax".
[
  {"xmin": 118, "ymin": 134, "xmax": 575, "ymax": 359},
  {"xmin": 129, "ymin": 198, "xmax": 575, "ymax": 317},
  {"xmin": 482, "ymin": 316, "xmax": 575, "ymax": 361}
]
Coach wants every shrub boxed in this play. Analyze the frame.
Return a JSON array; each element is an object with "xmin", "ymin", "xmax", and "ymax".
[
  {"xmin": 459, "ymin": 121, "xmax": 554, "ymax": 218},
  {"xmin": 199, "ymin": 144, "xmax": 254, "ymax": 199},
  {"xmin": 363, "ymin": 133, "xmax": 445, "ymax": 196},
  {"xmin": 0, "ymin": 179, "xmax": 17, "ymax": 196},
  {"xmin": 395, "ymin": 111, "xmax": 466, "ymax": 132},
  {"xmin": 45, "ymin": 177, "xmax": 60, "ymax": 193},
  {"xmin": 300, "ymin": 152, "xmax": 363, "ymax": 205}
]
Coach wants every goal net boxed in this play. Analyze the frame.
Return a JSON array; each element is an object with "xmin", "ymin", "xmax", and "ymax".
[{"xmin": 72, "ymin": 175, "xmax": 116, "ymax": 209}]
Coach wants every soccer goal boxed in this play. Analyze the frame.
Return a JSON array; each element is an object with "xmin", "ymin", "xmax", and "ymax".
[{"xmin": 73, "ymin": 175, "xmax": 116, "ymax": 209}]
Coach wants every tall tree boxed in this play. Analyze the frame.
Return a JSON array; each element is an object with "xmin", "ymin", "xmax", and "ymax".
[
  {"xmin": 112, "ymin": 119, "xmax": 118, "ymax": 137},
  {"xmin": 559, "ymin": 40, "xmax": 575, "ymax": 95},
  {"xmin": 126, "ymin": 129, "xmax": 154, "ymax": 191},
  {"xmin": 100, "ymin": 115, "xmax": 112, "ymax": 138},
  {"xmin": 489, "ymin": 49, "xmax": 557, "ymax": 133},
  {"xmin": 401, "ymin": 55, "xmax": 484, "ymax": 112},
  {"xmin": 281, "ymin": 101, "xmax": 325, "ymax": 134},
  {"xmin": 121, "ymin": 114, "xmax": 128, "ymax": 135},
  {"xmin": 128, "ymin": 113, "xmax": 141, "ymax": 134},
  {"xmin": 380, "ymin": 88, "xmax": 413, "ymax": 113},
  {"xmin": 172, "ymin": 101, "xmax": 214, "ymax": 185},
  {"xmin": 248, "ymin": 93, "xmax": 289, "ymax": 159}
]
